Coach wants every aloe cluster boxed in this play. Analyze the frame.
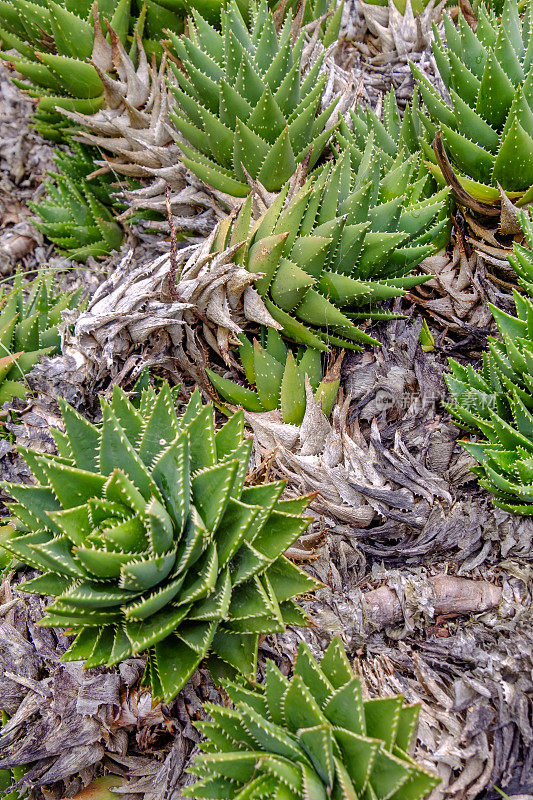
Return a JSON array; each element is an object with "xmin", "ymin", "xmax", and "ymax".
[
  {"xmin": 185, "ymin": 637, "xmax": 440, "ymax": 799},
  {"xmin": 0, "ymin": 0, "xmax": 127, "ymax": 139},
  {"xmin": 207, "ymin": 328, "xmax": 339, "ymax": 424},
  {"xmin": 362, "ymin": 0, "xmax": 434, "ymax": 14},
  {"xmin": 0, "ymin": 272, "xmax": 79, "ymax": 404},
  {"xmin": 0, "ymin": 385, "xmax": 318, "ymax": 701},
  {"xmin": 341, "ymin": 89, "xmax": 423, "ymax": 162},
  {"xmin": 208, "ymin": 138, "xmax": 448, "ymax": 350},
  {"xmin": 446, "ymin": 211, "xmax": 533, "ymax": 513},
  {"xmin": 0, "ymin": 0, "xmax": 231, "ymax": 140},
  {"xmin": 412, "ymin": 0, "xmax": 533, "ymax": 206},
  {"xmin": 29, "ymin": 143, "xmax": 124, "ymax": 260},
  {"xmin": 167, "ymin": 0, "xmax": 338, "ymax": 196},
  {"xmin": 29, "ymin": 144, "xmax": 124, "ymax": 260}
]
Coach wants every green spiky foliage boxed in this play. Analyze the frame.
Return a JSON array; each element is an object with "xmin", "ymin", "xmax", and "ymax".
[
  {"xmin": 411, "ymin": 0, "xmax": 533, "ymax": 207},
  {"xmin": 184, "ymin": 637, "xmax": 440, "ymax": 800},
  {"xmin": 28, "ymin": 142, "xmax": 124, "ymax": 260},
  {"xmin": 0, "ymin": 385, "xmax": 318, "ymax": 702},
  {"xmin": 0, "ymin": 0, "xmax": 231, "ymax": 140},
  {"xmin": 446, "ymin": 210, "xmax": 533, "ymax": 514},
  {"xmin": 278, "ymin": 0, "xmax": 342, "ymax": 47},
  {"xmin": 341, "ymin": 90, "xmax": 422, "ymax": 161},
  {"xmin": 0, "ymin": 0, "xmax": 138, "ymax": 140},
  {"xmin": 209, "ymin": 135, "xmax": 449, "ymax": 351},
  {"xmin": 166, "ymin": 0, "xmax": 339, "ymax": 197},
  {"xmin": 207, "ymin": 328, "xmax": 339, "ymax": 424},
  {"xmin": 0, "ymin": 272, "xmax": 80, "ymax": 405},
  {"xmin": 358, "ymin": 0, "xmax": 434, "ymax": 14},
  {"xmin": 337, "ymin": 89, "xmax": 451, "ymax": 249}
]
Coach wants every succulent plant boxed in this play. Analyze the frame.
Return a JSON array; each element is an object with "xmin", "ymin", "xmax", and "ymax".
[
  {"xmin": 0, "ymin": 0, "xmax": 136, "ymax": 140},
  {"xmin": 28, "ymin": 142, "xmax": 124, "ymax": 260},
  {"xmin": 0, "ymin": 271, "xmax": 79, "ymax": 405},
  {"xmin": 207, "ymin": 328, "xmax": 340, "ymax": 424},
  {"xmin": 196, "ymin": 133, "xmax": 449, "ymax": 351},
  {"xmin": 275, "ymin": 0, "xmax": 343, "ymax": 47},
  {"xmin": 165, "ymin": 0, "xmax": 339, "ymax": 197},
  {"xmin": 411, "ymin": 0, "xmax": 533, "ymax": 209},
  {"xmin": 340, "ymin": 89, "xmax": 422, "ymax": 161},
  {"xmin": 0, "ymin": 384, "xmax": 318, "ymax": 701},
  {"xmin": 0, "ymin": 0, "xmax": 242, "ymax": 141},
  {"xmin": 184, "ymin": 637, "xmax": 440, "ymax": 800},
  {"xmin": 446, "ymin": 210, "xmax": 533, "ymax": 513}
]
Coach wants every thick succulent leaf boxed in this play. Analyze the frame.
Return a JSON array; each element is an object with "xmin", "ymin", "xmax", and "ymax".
[
  {"xmin": 166, "ymin": 0, "xmax": 334, "ymax": 196},
  {"xmin": 186, "ymin": 637, "xmax": 439, "ymax": 799},
  {"xmin": 4, "ymin": 386, "xmax": 313, "ymax": 700}
]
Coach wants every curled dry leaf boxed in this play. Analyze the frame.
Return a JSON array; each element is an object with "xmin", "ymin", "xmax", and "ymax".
[
  {"xmin": 68, "ymin": 229, "xmax": 282, "ymax": 385},
  {"xmin": 359, "ymin": 0, "xmax": 447, "ymax": 58},
  {"xmin": 247, "ymin": 389, "xmax": 453, "ymax": 533},
  {"xmin": 410, "ymin": 237, "xmax": 504, "ymax": 335}
]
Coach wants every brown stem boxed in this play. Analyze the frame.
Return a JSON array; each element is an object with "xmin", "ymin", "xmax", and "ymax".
[
  {"xmin": 432, "ymin": 131, "xmax": 500, "ymax": 218},
  {"xmin": 165, "ymin": 184, "xmax": 181, "ymax": 301},
  {"xmin": 363, "ymin": 575, "xmax": 502, "ymax": 630}
]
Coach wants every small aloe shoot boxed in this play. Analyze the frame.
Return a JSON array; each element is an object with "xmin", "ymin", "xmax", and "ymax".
[
  {"xmin": 0, "ymin": 385, "xmax": 319, "ymax": 702},
  {"xmin": 0, "ymin": 271, "xmax": 80, "ymax": 405},
  {"xmin": 207, "ymin": 328, "xmax": 340, "ymax": 424},
  {"xmin": 29, "ymin": 142, "xmax": 124, "ymax": 261},
  {"xmin": 184, "ymin": 637, "xmax": 441, "ymax": 799},
  {"xmin": 446, "ymin": 211, "xmax": 533, "ymax": 513}
]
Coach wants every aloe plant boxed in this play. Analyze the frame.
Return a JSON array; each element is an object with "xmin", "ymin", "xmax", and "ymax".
[
  {"xmin": 411, "ymin": 0, "xmax": 533, "ymax": 208},
  {"xmin": 0, "ymin": 385, "xmax": 318, "ymax": 701},
  {"xmin": 0, "ymin": 0, "xmax": 218, "ymax": 140},
  {"xmin": 184, "ymin": 637, "xmax": 440, "ymax": 799},
  {"xmin": 166, "ymin": 0, "xmax": 339, "ymax": 197},
  {"xmin": 207, "ymin": 328, "xmax": 340, "ymax": 424},
  {"xmin": 446, "ymin": 210, "xmax": 533, "ymax": 513},
  {"xmin": 0, "ymin": 0, "xmax": 133, "ymax": 140},
  {"xmin": 0, "ymin": 272, "xmax": 79, "ymax": 405},
  {"xmin": 276, "ymin": 0, "xmax": 342, "ymax": 46},
  {"xmin": 29, "ymin": 142, "xmax": 124, "ymax": 260},
  {"xmin": 205, "ymin": 134, "xmax": 449, "ymax": 350},
  {"xmin": 362, "ymin": 0, "xmax": 435, "ymax": 15},
  {"xmin": 341, "ymin": 89, "xmax": 424, "ymax": 162}
]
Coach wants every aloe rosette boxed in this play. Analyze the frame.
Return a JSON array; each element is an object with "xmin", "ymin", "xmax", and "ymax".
[
  {"xmin": 0, "ymin": 0, "xmax": 136, "ymax": 140},
  {"xmin": 207, "ymin": 328, "xmax": 340, "ymax": 424},
  {"xmin": 446, "ymin": 210, "xmax": 533, "ymax": 513},
  {"xmin": 0, "ymin": 0, "xmax": 224, "ymax": 140},
  {"xmin": 204, "ymin": 133, "xmax": 449, "ymax": 350},
  {"xmin": 0, "ymin": 385, "xmax": 318, "ymax": 701},
  {"xmin": 0, "ymin": 272, "xmax": 80, "ymax": 404},
  {"xmin": 184, "ymin": 637, "xmax": 440, "ymax": 799},
  {"xmin": 29, "ymin": 142, "xmax": 123, "ymax": 260},
  {"xmin": 411, "ymin": 0, "xmax": 533, "ymax": 208},
  {"xmin": 166, "ymin": 0, "xmax": 339, "ymax": 197},
  {"xmin": 341, "ymin": 89, "xmax": 423, "ymax": 162}
]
